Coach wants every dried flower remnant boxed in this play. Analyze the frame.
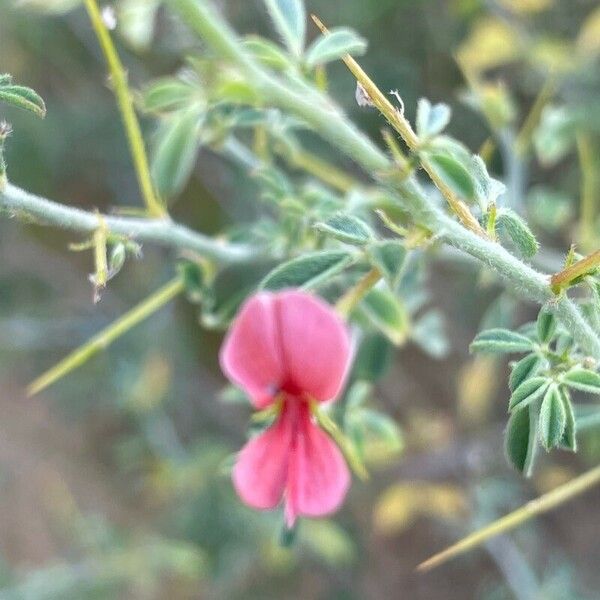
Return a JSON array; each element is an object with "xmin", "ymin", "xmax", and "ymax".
[{"xmin": 220, "ymin": 290, "xmax": 352, "ymax": 526}]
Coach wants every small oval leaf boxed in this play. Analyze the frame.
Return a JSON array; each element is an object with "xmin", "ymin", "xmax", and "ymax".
[
  {"xmin": 416, "ymin": 98, "xmax": 451, "ymax": 139},
  {"xmin": 470, "ymin": 328, "xmax": 534, "ymax": 354},
  {"xmin": 0, "ymin": 84, "xmax": 46, "ymax": 117},
  {"xmin": 509, "ymin": 377, "xmax": 550, "ymax": 411},
  {"xmin": 539, "ymin": 384, "xmax": 567, "ymax": 450},
  {"xmin": 316, "ymin": 213, "xmax": 374, "ymax": 245},
  {"xmin": 151, "ymin": 109, "xmax": 203, "ymax": 198},
  {"xmin": 497, "ymin": 209, "xmax": 539, "ymax": 258},
  {"xmin": 304, "ymin": 28, "xmax": 367, "ymax": 69},
  {"xmin": 427, "ymin": 152, "xmax": 476, "ymax": 201},
  {"xmin": 262, "ymin": 0, "xmax": 306, "ymax": 57},
  {"xmin": 536, "ymin": 309, "xmax": 556, "ymax": 343},
  {"xmin": 505, "ymin": 404, "xmax": 538, "ymax": 476},
  {"xmin": 509, "ymin": 353, "xmax": 544, "ymax": 391},
  {"xmin": 368, "ymin": 240, "xmax": 407, "ymax": 290},
  {"xmin": 260, "ymin": 250, "xmax": 354, "ymax": 291},
  {"xmin": 360, "ymin": 288, "xmax": 409, "ymax": 346},
  {"xmin": 562, "ymin": 367, "xmax": 600, "ymax": 394}
]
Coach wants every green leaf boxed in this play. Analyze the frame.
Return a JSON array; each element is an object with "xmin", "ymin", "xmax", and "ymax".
[
  {"xmin": 562, "ymin": 368, "xmax": 600, "ymax": 394},
  {"xmin": 300, "ymin": 519, "xmax": 355, "ymax": 566},
  {"xmin": 526, "ymin": 186, "xmax": 573, "ymax": 232},
  {"xmin": 368, "ymin": 240, "xmax": 407, "ymax": 290},
  {"xmin": 411, "ymin": 310, "xmax": 449, "ymax": 359},
  {"xmin": 360, "ymin": 288, "xmax": 409, "ymax": 346},
  {"xmin": 117, "ymin": 0, "xmax": 160, "ymax": 52},
  {"xmin": 243, "ymin": 36, "xmax": 293, "ymax": 70},
  {"xmin": 0, "ymin": 75, "xmax": 12, "ymax": 86},
  {"xmin": 151, "ymin": 109, "xmax": 203, "ymax": 198},
  {"xmin": 141, "ymin": 78, "xmax": 199, "ymax": 114},
  {"xmin": 15, "ymin": 0, "xmax": 81, "ymax": 13},
  {"xmin": 426, "ymin": 152, "xmax": 476, "ymax": 201},
  {"xmin": 539, "ymin": 384, "xmax": 567, "ymax": 451},
  {"xmin": 496, "ymin": 209, "xmax": 539, "ymax": 258},
  {"xmin": 315, "ymin": 213, "xmax": 374, "ymax": 245},
  {"xmin": 505, "ymin": 404, "xmax": 538, "ymax": 476},
  {"xmin": 262, "ymin": 0, "xmax": 306, "ymax": 56},
  {"xmin": 470, "ymin": 328, "xmax": 534, "ymax": 354},
  {"xmin": 533, "ymin": 105, "xmax": 576, "ymax": 167},
  {"xmin": 0, "ymin": 84, "xmax": 46, "ymax": 117},
  {"xmin": 536, "ymin": 309, "xmax": 556, "ymax": 343},
  {"xmin": 416, "ymin": 98, "xmax": 451, "ymax": 139},
  {"xmin": 509, "ymin": 353, "xmax": 544, "ymax": 391},
  {"xmin": 558, "ymin": 387, "xmax": 577, "ymax": 452},
  {"xmin": 353, "ymin": 334, "xmax": 393, "ymax": 382},
  {"xmin": 260, "ymin": 250, "xmax": 354, "ymax": 291},
  {"xmin": 202, "ymin": 259, "xmax": 277, "ymax": 329},
  {"xmin": 509, "ymin": 377, "xmax": 551, "ymax": 411},
  {"xmin": 304, "ymin": 28, "xmax": 367, "ymax": 69}
]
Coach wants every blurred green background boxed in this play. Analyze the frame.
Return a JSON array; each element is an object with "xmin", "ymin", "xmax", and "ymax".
[{"xmin": 1, "ymin": 0, "xmax": 599, "ymax": 598}]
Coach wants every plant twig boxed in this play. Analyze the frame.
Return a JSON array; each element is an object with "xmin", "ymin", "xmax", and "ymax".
[
  {"xmin": 417, "ymin": 464, "xmax": 600, "ymax": 572},
  {"xmin": 311, "ymin": 14, "xmax": 486, "ymax": 238},
  {"xmin": 551, "ymin": 250, "xmax": 600, "ymax": 293},
  {"xmin": 336, "ymin": 267, "xmax": 381, "ymax": 317},
  {"xmin": 84, "ymin": 0, "xmax": 166, "ymax": 218},
  {"xmin": 576, "ymin": 133, "xmax": 598, "ymax": 252},
  {"xmin": 28, "ymin": 276, "xmax": 185, "ymax": 396},
  {"xmin": 0, "ymin": 182, "xmax": 253, "ymax": 263},
  {"xmin": 514, "ymin": 78, "xmax": 555, "ymax": 156}
]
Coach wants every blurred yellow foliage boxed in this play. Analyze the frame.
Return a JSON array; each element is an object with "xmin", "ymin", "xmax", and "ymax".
[
  {"xmin": 497, "ymin": 0, "xmax": 553, "ymax": 14},
  {"xmin": 577, "ymin": 7, "xmax": 600, "ymax": 56},
  {"xmin": 373, "ymin": 482, "xmax": 468, "ymax": 535},
  {"xmin": 456, "ymin": 18, "xmax": 521, "ymax": 75},
  {"xmin": 128, "ymin": 353, "xmax": 171, "ymax": 412},
  {"xmin": 457, "ymin": 356, "xmax": 499, "ymax": 427}
]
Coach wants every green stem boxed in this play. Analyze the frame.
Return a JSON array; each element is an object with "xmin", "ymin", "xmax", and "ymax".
[
  {"xmin": 417, "ymin": 464, "xmax": 600, "ymax": 572},
  {"xmin": 576, "ymin": 132, "xmax": 598, "ymax": 252},
  {"xmin": 166, "ymin": 0, "xmax": 600, "ymax": 359},
  {"xmin": 28, "ymin": 277, "xmax": 185, "ymax": 396},
  {"xmin": 288, "ymin": 149, "xmax": 356, "ymax": 193},
  {"xmin": 0, "ymin": 182, "xmax": 253, "ymax": 263},
  {"xmin": 514, "ymin": 78, "xmax": 555, "ymax": 157},
  {"xmin": 84, "ymin": 0, "xmax": 166, "ymax": 218},
  {"xmin": 336, "ymin": 267, "xmax": 381, "ymax": 317}
]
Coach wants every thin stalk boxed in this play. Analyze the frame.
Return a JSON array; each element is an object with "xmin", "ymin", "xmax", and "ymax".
[
  {"xmin": 83, "ymin": 0, "xmax": 166, "ymax": 218},
  {"xmin": 28, "ymin": 277, "xmax": 185, "ymax": 396},
  {"xmin": 576, "ymin": 132, "xmax": 598, "ymax": 252},
  {"xmin": 417, "ymin": 464, "xmax": 600, "ymax": 572},
  {"xmin": 551, "ymin": 250, "xmax": 600, "ymax": 293},
  {"xmin": 336, "ymin": 267, "xmax": 381, "ymax": 317},
  {"xmin": 311, "ymin": 14, "xmax": 486, "ymax": 237},
  {"xmin": 0, "ymin": 182, "xmax": 253, "ymax": 263},
  {"xmin": 514, "ymin": 78, "xmax": 555, "ymax": 156},
  {"xmin": 288, "ymin": 149, "xmax": 356, "ymax": 193}
]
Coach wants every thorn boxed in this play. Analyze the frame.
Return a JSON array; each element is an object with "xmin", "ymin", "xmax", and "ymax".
[{"xmin": 310, "ymin": 14, "xmax": 329, "ymax": 35}]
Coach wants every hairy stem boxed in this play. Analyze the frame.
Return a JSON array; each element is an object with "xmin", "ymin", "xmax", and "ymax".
[
  {"xmin": 0, "ymin": 182, "xmax": 252, "ymax": 263},
  {"xmin": 84, "ymin": 0, "xmax": 166, "ymax": 218},
  {"xmin": 166, "ymin": 0, "xmax": 600, "ymax": 359}
]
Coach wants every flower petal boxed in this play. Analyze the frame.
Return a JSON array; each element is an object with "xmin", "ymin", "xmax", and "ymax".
[
  {"xmin": 285, "ymin": 406, "xmax": 350, "ymax": 526},
  {"xmin": 275, "ymin": 291, "xmax": 351, "ymax": 402},
  {"xmin": 220, "ymin": 293, "xmax": 284, "ymax": 408},
  {"xmin": 232, "ymin": 413, "xmax": 293, "ymax": 511}
]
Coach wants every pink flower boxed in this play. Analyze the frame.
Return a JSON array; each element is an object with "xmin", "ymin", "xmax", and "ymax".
[{"xmin": 220, "ymin": 290, "xmax": 352, "ymax": 526}]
